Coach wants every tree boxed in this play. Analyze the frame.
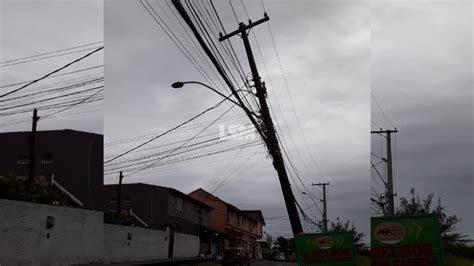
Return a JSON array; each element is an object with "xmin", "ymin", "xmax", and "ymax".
[
  {"xmin": 265, "ymin": 233, "xmax": 273, "ymax": 249},
  {"xmin": 272, "ymin": 236, "xmax": 295, "ymax": 255},
  {"xmin": 327, "ymin": 217, "xmax": 365, "ymax": 249},
  {"xmin": 396, "ymin": 188, "xmax": 470, "ymax": 245}
]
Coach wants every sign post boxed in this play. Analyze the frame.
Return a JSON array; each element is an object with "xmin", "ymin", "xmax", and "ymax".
[
  {"xmin": 371, "ymin": 214, "xmax": 444, "ymax": 266},
  {"xmin": 295, "ymin": 232, "xmax": 356, "ymax": 266}
]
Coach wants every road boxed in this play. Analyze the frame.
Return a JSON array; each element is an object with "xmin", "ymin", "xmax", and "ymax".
[{"xmin": 250, "ymin": 262, "xmax": 296, "ymax": 266}]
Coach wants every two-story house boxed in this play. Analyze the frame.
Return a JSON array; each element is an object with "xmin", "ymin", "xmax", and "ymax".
[
  {"xmin": 0, "ymin": 129, "xmax": 103, "ymax": 210},
  {"xmin": 189, "ymin": 188, "xmax": 265, "ymax": 259},
  {"xmin": 102, "ymin": 183, "xmax": 212, "ymax": 236}
]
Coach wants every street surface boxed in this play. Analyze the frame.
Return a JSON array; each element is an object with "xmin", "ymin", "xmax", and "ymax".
[{"xmin": 250, "ymin": 262, "xmax": 296, "ymax": 266}]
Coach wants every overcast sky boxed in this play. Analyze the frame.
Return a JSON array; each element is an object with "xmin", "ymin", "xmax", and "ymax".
[
  {"xmin": 0, "ymin": 0, "xmax": 103, "ymax": 134},
  {"xmin": 104, "ymin": 0, "xmax": 370, "ymax": 239},
  {"xmin": 1, "ymin": 0, "xmax": 472, "ymax": 242},
  {"xmin": 371, "ymin": 0, "xmax": 473, "ymax": 238}
]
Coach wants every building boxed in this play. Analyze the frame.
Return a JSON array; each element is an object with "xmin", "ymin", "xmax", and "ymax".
[
  {"xmin": 0, "ymin": 129, "xmax": 103, "ymax": 210},
  {"xmin": 189, "ymin": 188, "xmax": 266, "ymax": 259},
  {"xmin": 101, "ymin": 183, "xmax": 212, "ymax": 237}
]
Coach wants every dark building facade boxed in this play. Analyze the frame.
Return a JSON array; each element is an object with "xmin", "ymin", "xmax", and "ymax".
[
  {"xmin": 101, "ymin": 183, "xmax": 212, "ymax": 236},
  {"xmin": 0, "ymin": 129, "xmax": 103, "ymax": 210}
]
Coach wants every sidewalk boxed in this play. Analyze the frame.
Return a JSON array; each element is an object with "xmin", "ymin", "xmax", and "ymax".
[{"xmin": 81, "ymin": 257, "xmax": 214, "ymax": 265}]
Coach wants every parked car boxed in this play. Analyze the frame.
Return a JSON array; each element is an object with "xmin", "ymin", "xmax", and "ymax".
[
  {"xmin": 274, "ymin": 252, "xmax": 286, "ymax": 261},
  {"xmin": 222, "ymin": 247, "xmax": 250, "ymax": 266}
]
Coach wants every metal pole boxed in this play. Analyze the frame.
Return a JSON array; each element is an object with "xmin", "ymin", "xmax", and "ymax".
[
  {"xmin": 313, "ymin": 182, "xmax": 329, "ymax": 232},
  {"xmin": 28, "ymin": 109, "xmax": 39, "ymax": 186},
  {"xmin": 371, "ymin": 129, "xmax": 397, "ymax": 215},
  {"xmin": 117, "ymin": 171, "xmax": 123, "ymax": 215},
  {"xmin": 220, "ymin": 18, "xmax": 303, "ymax": 235},
  {"xmin": 386, "ymin": 131, "xmax": 394, "ymax": 216}
]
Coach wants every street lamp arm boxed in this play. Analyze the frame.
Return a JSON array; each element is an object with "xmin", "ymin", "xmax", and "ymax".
[{"xmin": 172, "ymin": 81, "xmax": 259, "ymax": 118}]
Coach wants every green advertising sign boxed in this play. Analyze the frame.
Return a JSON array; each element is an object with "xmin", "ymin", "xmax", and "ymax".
[
  {"xmin": 371, "ymin": 214, "xmax": 445, "ymax": 266},
  {"xmin": 296, "ymin": 232, "xmax": 356, "ymax": 266}
]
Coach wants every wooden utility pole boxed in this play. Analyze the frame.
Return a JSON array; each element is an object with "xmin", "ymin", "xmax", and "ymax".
[
  {"xmin": 28, "ymin": 109, "xmax": 39, "ymax": 186},
  {"xmin": 371, "ymin": 129, "xmax": 398, "ymax": 215},
  {"xmin": 116, "ymin": 171, "xmax": 124, "ymax": 215},
  {"xmin": 313, "ymin": 182, "xmax": 329, "ymax": 232},
  {"xmin": 219, "ymin": 15, "xmax": 303, "ymax": 235}
]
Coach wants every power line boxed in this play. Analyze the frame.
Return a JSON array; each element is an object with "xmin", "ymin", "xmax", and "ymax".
[
  {"xmin": 142, "ymin": 0, "xmax": 249, "ymax": 126},
  {"xmin": 211, "ymin": 145, "xmax": 264, "ymax": 193},
  {"xmin": 128, "ymin": 103, "xmax": 239, "ymax": 176},
  {"xmin": 104, "ymin": 97, "xmax": 229, "ymax": 164},
  {"xmin": 0, "ymin": 41, "xmax": 102, "ymax": 64},
  {"xmin": 0, "ymin": 77, "xmax": 103, "ymax": 104},
  {"xmin": 105, "ymin": 115, "xmax": 247, "ymax": 147},
  {"xmin": 0, "ymin": 86, "xmax": 102, "ymax": 111},
  {"xmin": 265, "ymin": 12, "xmax": 327, "ymax": 182},
  {"xmin": 0, "ymin": 65, "xmax": 103, "ymax": 89},
  {"xmin": 43, "ymin": 88, "xmax": 104, "ymax": 117},
  {"xmin": 0, "ymin": 47, "xmax": 103, "ymax": 98},
  {"xmin": 105, "ymin": 127, "xmax": 255, "ymax": 168},
  {"xmin": 371, "ymin": 91, "xmax": 395, "ymax": 128},
  {"xmin": 0, "ymin": 47, "xmax": 102, "ymax": 68}
]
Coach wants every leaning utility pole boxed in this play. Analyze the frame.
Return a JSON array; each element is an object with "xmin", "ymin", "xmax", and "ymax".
[
  {"xmin": 313, "ymin": 182, "xmax": 329, "ymax": 232},
  {"xmin": 371, "ymin": 129, "xmax": 398, "ymax": 215},
  {"xmin": 116, "ymin": 171, "xmax": 124, "ymax": 215},
  {"xmin": 27, "ymin": 109, "xmax": 40, "ymax": 186},
  {"xmin": 219, "ymin": 15, "xmax": 303, "ymax": 235}
]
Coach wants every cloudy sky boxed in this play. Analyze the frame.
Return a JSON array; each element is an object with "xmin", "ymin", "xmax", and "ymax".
[
  {"xmin": 104, "ymin": 0, "xmax": 370, "ymax": 239},
  {"xmin": 371, "ymin": 0, "xmax": 473, "ymax": 238},
  {"xmin": 1, "ymin": 0, "xmax": 472, "ymax": 242},
  {"xmin": 0, "ymin": 0, "xmax": 103, "ymax": 134}
]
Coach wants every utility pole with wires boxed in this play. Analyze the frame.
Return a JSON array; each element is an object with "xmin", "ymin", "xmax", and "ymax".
[
  {"xmin": 116, "ymin": 171, "xmax": 124, "ymax": 215},
  {"xmin": 170, "ymin": 0, "xmax": 303, "ymax": 235},
  {"xmin": 371, "ymin": 128, "xmax": 398, "ymax": 216},
  {"xmin": 218, "ymin": 14, "xmax": 303, "ymax": 235},
  {"xmin": 27, "ymin": 108, "xmax": 40, "ymax": 187},
  {"xmin": 312, "ymin": 182, "xmax": 329, "ymax": 232}
]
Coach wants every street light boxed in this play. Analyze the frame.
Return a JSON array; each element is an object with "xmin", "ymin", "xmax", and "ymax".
[{"xmin": 171, "ymin": 81, "xmax": 258, "ymax": 117}]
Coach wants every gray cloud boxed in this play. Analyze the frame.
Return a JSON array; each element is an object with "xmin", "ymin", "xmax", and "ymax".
[
  {"xmin": 105, "ymin": 0, "xmax": 370, "ymax": 239},
  {"xmin": 371, "ymin": 0, "xmax": 473, "ymax": 238},
  {"xmin": 1, "ymin": 0, "xmax": 103, "ymax": 134}
]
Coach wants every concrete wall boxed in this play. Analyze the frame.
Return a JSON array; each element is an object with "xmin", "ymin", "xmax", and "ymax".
[
  {"xmin": 103, "ymin": 224, "xmax": 168, "ymax": 263},
  {"xmin": 174, "ymin": 232, "xmax": 200, "ymax": 258},
  {"xmin": 0, "ymin": 199, "xmax": 200, "ymax": 265}
]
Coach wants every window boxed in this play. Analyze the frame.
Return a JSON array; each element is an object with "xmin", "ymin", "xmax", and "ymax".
[
  {"xmin": 40, "ymin": 154, "xmax": 53, "ymax": 164},
  {"xmin": 124, "ymin": 197, "xmax": 131, "ymax": 203},
  {"xmin": 176, "ymin": 197, "xmax": 182, "ymax": 211},
  {"xmin": 17, "ymin": 155, "xmax": 29, "ymax": 165},
  {"xmin": 110, "ymin": 198, "xmax": 117, "ymax": 203},
  {"xmin": 188, "ymin": 203, "xmax": 193, "ymax": 215},
  {"xmin": 170, "ymin": 196, "xmax": 175, "ymax": 204}
]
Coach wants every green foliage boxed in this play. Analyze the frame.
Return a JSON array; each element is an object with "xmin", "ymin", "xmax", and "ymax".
[
  {"xmin": 445, "ymin": 254, "xmax": 474, "ymax": 266},
  {"xmin": 103, "ymin": 209, "xmax": 146, "ymax": 227},
  {"xmin": 396, "ymin": 188, "xmax": 470, "ymax": 245},
  {"xmin": 328, "ymin": 217, "xmax": 365, "ymax": 249},
  {"xmin": 0, "ymin": 175, "xmax": 75, "ymax": 207},
  {"xmin": 272, "ymin": 236, "xmax": 295, "ymax": 256},
  {"xmin": 445, "ymin": 243, "xmax": 474, "ymax": 259}
]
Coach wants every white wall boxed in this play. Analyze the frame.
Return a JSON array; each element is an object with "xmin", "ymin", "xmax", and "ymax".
[
  {"xmin": 0, "ymin": 199, "xmax": 200, "ymax": 265},
  {"xmin": 103, "ymin": 224, "xmax": 168, "ymax": 263},
  {"xmin": 174, "ymin": 232, "xmax": 200, "ymax": 258}
]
